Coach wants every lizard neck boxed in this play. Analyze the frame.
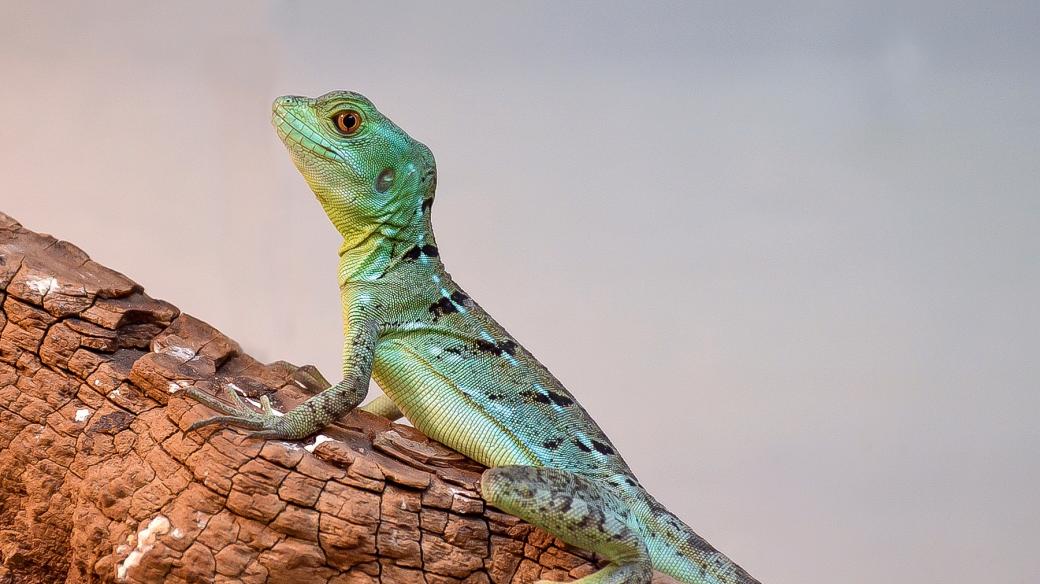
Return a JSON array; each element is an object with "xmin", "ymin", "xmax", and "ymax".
[{"xmin": 336, "ymin": 203, "xmax": 438, "ymax": 285}]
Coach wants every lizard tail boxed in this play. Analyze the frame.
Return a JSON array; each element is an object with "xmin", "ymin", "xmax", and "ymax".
[{"xmin": 632, "ymin": 492, "xmax": 761, "ymax": 584}]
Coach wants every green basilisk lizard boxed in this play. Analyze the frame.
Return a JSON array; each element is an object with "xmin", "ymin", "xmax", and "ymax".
[{"xmin": 186, "ymin": 91, "xmax": 760, "ymax": 584}]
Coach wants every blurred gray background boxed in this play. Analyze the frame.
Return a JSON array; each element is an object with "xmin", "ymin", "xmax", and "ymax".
[{"xmin": 1, "ymin": 2, "xmax": 1037, "ymax": 582}]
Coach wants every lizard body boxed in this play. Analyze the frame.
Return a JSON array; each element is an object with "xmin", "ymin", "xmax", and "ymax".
[{"xmin": 187, "ymin": 91, "xmax": 760, "ymax": 584}]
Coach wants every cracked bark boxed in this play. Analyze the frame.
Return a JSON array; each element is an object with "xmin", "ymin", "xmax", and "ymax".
[{"xmin": 0, "ymin": 212, "xmax": 680, "ymax": 584}]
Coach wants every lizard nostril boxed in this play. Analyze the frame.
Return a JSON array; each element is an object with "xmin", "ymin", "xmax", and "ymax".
[{"xmin": 273, "ymin": 95, "xmax": 304, "ymax": 111}]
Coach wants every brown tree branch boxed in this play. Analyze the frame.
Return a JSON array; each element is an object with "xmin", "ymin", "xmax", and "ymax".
[{"xmin": 0, "ymin": 212, "xmax": 679, "ymax": 584}]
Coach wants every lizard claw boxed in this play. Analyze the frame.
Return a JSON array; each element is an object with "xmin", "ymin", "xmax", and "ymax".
[{"xmin": 187, "ymin": 413, "xmax": 267, "ymax": 433}]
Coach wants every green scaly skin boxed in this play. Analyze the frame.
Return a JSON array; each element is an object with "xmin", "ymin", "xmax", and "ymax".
[{"xmin": 186, "ymin": 91, "xmax": 760, "ymax": 584}]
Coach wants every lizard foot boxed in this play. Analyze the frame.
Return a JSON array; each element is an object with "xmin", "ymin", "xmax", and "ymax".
[{"xmin": 184, "ymin": 384, "xmax": 296, "ymax": 439}]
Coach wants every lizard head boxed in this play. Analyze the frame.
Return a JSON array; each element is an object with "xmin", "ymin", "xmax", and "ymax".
[{"xmin": 272, "ymin": 91, "xmax": 436, "ymax": 236}]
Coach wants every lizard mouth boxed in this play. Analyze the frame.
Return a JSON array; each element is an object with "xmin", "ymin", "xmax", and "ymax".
[{"xmin": 271, "ymin": 106, "xmax": 344, "ymax": 162}]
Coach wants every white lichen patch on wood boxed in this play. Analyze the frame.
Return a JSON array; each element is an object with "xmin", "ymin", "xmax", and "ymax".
[
  {"xmin": 116, "ymin": 515, "xmax": 170, "ymax": 580},
  {"xmin": 156, "ymin": 344, "xmax": 197, "ymax": 362},
  {"xmin": 167, "ymin": 380, "xmax": 190, "ymax": 394},
  {"xmin": 24, "ymin": 276, "xmax": 58, "ymax": 297},
  {"xmin": 304, "ymin": 434, "xmax": 335, "ymax": 453}
]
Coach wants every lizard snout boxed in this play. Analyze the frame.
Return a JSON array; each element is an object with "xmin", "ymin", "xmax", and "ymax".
[{"xmin": 272, "ymin": 95, "xmax": 306, "ymax": 113}]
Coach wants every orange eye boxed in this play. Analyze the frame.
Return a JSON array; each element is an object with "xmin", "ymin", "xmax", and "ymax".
[{"xmin": 333, "ymin": 110, "xmax": 362, "ymax": 135}]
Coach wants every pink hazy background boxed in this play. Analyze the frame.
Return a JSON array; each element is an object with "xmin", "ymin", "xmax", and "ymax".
[{"xmin": 2, "ymin": 3, "xmax": 1037, "ymax": 583}]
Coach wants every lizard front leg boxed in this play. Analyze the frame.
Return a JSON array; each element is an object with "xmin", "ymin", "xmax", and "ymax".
[
  {"xmin": 481, "ymin": 466, "xmax": 652, "ymax": 584},
  {"xmin": 186, "ymin": 303, "xmax": 380, "ymax": 440}
]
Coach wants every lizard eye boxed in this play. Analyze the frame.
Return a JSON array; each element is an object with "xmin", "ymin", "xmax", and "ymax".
[{"xmin": 333, "ymin": 110, "xmax": 362, "ymax": 135}]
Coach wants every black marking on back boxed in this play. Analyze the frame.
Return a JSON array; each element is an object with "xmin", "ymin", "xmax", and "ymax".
[
  {"xmin": 542, "ymin": 437, "xmax": 563, "ymax": 450},
  {"xmin": 591, "ymin": 439, "xmax": 615, "ymax": 455},
  {"xmin": 470, "ymin": 336, "xmax": 518, "ymax": 358},
  {"xmin": 573, "ymin": 438, "xmax": 592, "ymax": 453},
  {"xmin": 403, "ymin": 244, "xmax": 439, "ymax": 260},
  {"xmin": 521, "ymin": 390, "xmax": 553, "ymax": 405},
  {"xmin": 382, "ymin": 318, "xmax": 424, "ymax": 329},
  {"xmin": 429, "ymin": 297, "xmax": 457, "ymax": 319},
  {"xmin": 546, "ymin": 391, "xmax": 574, "ymax": 407},
  {"xmin": 499, "ymin": 340, "xmax": 517, "ymax": 355},
  {"xmin": 519, "ymin": 388, "xmax": 574, "ymax": 408},
  {"xmin": 474, "ymin": 339, "xmax": 502, "ymax": 355}
]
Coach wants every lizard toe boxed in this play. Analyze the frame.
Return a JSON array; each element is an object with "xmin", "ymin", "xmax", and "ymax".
[{"xmin": 184, "ymin": 385, "xmax": 291, "ymax": 437}]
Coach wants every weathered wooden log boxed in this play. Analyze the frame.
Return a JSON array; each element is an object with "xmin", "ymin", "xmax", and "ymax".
[{"xmin": 0, "ymin": 212, "xmax": 680, "ymax": 584}]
